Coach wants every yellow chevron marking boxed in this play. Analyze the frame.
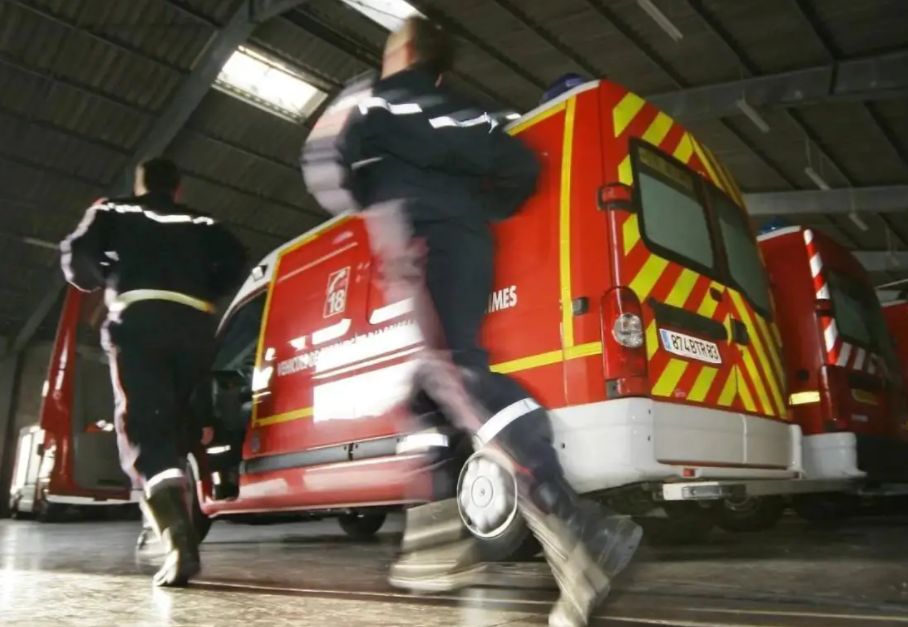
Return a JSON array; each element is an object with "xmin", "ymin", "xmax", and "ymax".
[
  {"xmin": 646, "ymin": 319, "xmax": 659, "ymax": 360},
  {"xmin": 256, "ymin": 406, "xmax": 313, "ymax": 427},
  {"xmin": 618, "ymin": 154, "xmax": 633, "ymax": 185},
  {"xmin": 755, "ymin": 314, "xmax": 785, "ymax": 382},
  {"xmin": 560, "ymin": 98, "xmax": 577, "ymax": 348},
  {"xmin": 737, "ymin": 364, "xmax": 758, "ymax": 412},
  {"xmin": 509, "ymin": 102, "xmax": 566, "ymax": 136},
  {"xmin": 688, "ymin": 366, "xmax": 719, "ymax": 402},
  {"xmin": 727, "ymin": 290, "xmax": 785, "ymax": 416},
  {"xmin": 718, "ymin": 368, "xmax": 737, "ymax": 407},
  {"xmin": 740, "ymin": 346, "xmax": 773, "ymax": 415},
  {"xmin": 613, "ymin": 92, "xmax": 646, "ymax": 137},
  {"xmin": 696, "ymin": 282, "xmax": 722, "ymax": 318},
  {"xmin": 673, "ymin": 133, "xmax": 694, "ymax": 163},
  {"xmin": 665, "ymin": 268, "xmax": 699, "ymax": 308},
  {"xmin": 652, "ymin": 358, "xmax": 688, "ymax": 397},
  {"xmin": 622, "ymin": 213, "xmax": 641, "ymax": 256},
  {"xmin": 641, "ymin": 112, "xmax": 673, "ymax": 146},
  {"xmin": 630, "ymin": 255, "xmax": 669, "ymax": 303}
]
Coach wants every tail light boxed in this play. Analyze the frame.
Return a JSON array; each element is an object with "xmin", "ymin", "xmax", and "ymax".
[{"xmin": 602, "ymin": 287, "xmax": 648, "ymax": 397}]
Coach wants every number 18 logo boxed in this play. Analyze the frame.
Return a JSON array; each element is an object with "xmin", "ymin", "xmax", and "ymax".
[{"xmin": 324, "ymin": 267, "xmax": 350, "ymax": 318}]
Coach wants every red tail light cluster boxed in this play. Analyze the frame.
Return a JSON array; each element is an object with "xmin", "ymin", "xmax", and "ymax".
[{"xmin": 601, "ymin": 287, "xmax": 648, "ymax": 397}]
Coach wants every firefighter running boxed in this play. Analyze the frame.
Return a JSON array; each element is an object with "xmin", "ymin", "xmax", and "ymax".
[
  {"xmin": 301, "ymin": 17, "xmax": 642, "ymax": 627},
  {"xmin": 59, "ymin": 158, "xmax": 246, "ymax": 587}
]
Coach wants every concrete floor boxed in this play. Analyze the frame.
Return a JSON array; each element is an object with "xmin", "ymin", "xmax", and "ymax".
[{"xmin": 1, "ymin": 513, "xmax": 908, "ymax": 626}]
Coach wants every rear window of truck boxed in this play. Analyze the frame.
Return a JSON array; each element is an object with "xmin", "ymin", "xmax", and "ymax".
[
  {"xmin": 828, "ymin": 272, "xmax": 873, "ymax": 347},
  {"xmin": 634, "ymin": 141, "xmax": 714, "ymax": 272},
  {"xmin": 712, "ymin": 188, "xmax": 772, "ymax": 314}
]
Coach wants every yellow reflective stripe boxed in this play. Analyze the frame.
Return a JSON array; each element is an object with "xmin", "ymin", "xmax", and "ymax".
[
  {"xmin": 740, "ymin": 347, "xmax": 773, "ymax": 415},
  {"xmin": 255, "ymin": 406, "xmax": 313, "ymax": 427},
  {"xmin": 736, "ymin": 364, "xmax": 758, "ymax": 412},
  {"xmin": 704, "ymin": 144, "xmax": 735, "ymax": 197},
  {"xmin": 718, "ymin": 368, "xmax": 737, "ymax": 407},
  {"xmin": 696, "ymin": 282, "xmax": 722, "ymax": 318},
  {"xmin": 665, "ymin": 268, "xmax": 699, "ymax": 308},
  {"xmin": 641, "ymin": 112, "xmax": 673, "ymax": 146},
  {"xmin": 613, "ymin": 92, "xmax": 646, "ymax": 137},
  {"xmin": 565, "ymin": 341, "xmax": 603, "ymax": 360},
  {"xmin": 690, "ymin": 136, "xmax": 723, "ymax": 190},
  {"xmin": 754, "ymin": 314, "xmax": 785, "ymax": 383},
  {"xmin": 491, "ymin": 342, "xmax": 602, "ymax": 375},
  {"xmin": 630, "ymin": 255, "xmax": 669, "ymax": 303},
  {"xmin": 688, "ymin": 366, "xmax": 718, "ymax": 402},
  {"xmin": 622, "ymin": 214, "xmax": 640, "ymax": 255},
  {"xmin": 252, "ymin": 255, "xmax": 283, "ymax": 423},
  {"xmin": 646, "ymin": 319, "xmax": 659, "ymax": 360},
  {"xmin": 508, "ymin": 102, "xmax": 566, "ymax": 136},
  {"xmin": 652, "ymin": 358, "xmax": 688, "ymax": 397},
  {"xmin": 727, "ymin": 290, "xmax": 785, "ymax": 416},
  {"xmin": 560, "ymin": 97, "xmax": 577, "ymax": 348},
  {"xmin": 673, "ymin": 132, "xmax": 694, "ymax": 163},
  {"xmin": 618, "ymin": 154, "xmax": 633, "ymax": 185}
]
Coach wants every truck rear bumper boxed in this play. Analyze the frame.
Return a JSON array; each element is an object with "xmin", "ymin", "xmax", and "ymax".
[{"xmin": 550, "ymin": 398, "xmax": 802, "ymax": 494}]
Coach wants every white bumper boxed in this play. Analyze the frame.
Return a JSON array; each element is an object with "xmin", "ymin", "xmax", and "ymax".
[
  {"xmin": 801, "ymin": 432, "xmax": 866, "ymax": 480},
  {"xmin": 550, "ymin": 398, "xmax": 802, "ymax": 494}
]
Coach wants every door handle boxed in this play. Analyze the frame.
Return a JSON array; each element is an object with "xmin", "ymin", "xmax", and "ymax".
[
  {"xmin": 709, "ymin": 287, "xmax": 723, "ymax": 302},
  {"xmin": 731, "ymin": 319, "xmax": 750, "ymax": 346}
]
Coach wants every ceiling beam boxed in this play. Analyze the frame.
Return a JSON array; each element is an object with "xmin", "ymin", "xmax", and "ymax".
[
  {"xmin": 8, "ymin": 0, "xmax": 310, "ymax": 355},
  {"xmin": 855, "ymin": 252, "xmax": 908, "ymax": 273},
  {"xmin": 649, "ymin": 49, "xmax": 908, "ymax": 121},
  {"xmin": 744, "ymin": 186, "xmax": 908, "ymax": 217}
]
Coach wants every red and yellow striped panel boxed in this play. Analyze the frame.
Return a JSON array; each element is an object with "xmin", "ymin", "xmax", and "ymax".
[{"xmin": 606, "ymin": 87, "xmax": 787, "ymax": 419}]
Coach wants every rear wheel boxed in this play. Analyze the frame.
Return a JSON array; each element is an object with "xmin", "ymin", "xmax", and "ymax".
[
  {"xmin": 792, "ymin": 493, "xmax": 858, "ymax": 524},
  {"xmin": 338, "ymin": 512, "xmax": 387, "ymax": 540},
  {"xmin": 640, "ymin": 502, "xmax": 714, "ymax": 545},
  {"xmin": 35, "ymin": 498, "xmax": 65, "ymax": 523},
  {"xmin": 714, "ymin": 496, "xmax": 785, "ymax": 533},
  {"xmin": 457, "ymin": 451, "xmax": 539, "ymax": 561}
]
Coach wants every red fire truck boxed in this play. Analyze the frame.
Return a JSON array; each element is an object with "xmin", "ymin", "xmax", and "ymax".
[
  {"xmin": 758, "ymin": 226, "xmax": 908, "ymax": 517},
  {"xmin": 882, "ymin": 300, "xmax": 908, "ymax": 395},
  {"xmin": 194, "ymin": 79, "xmax": 808, "ymax": 550},
  {"xmin": 8, "ymin": 289, "xmax": 134, "ymax": 521}
]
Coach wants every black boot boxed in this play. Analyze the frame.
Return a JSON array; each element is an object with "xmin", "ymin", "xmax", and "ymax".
[
  {"xmin": 144, "ymin": 485, "xmax": 201, "ymax": 587},
  {"xmin": 521, "ymin": 479, "xmax": 642, "ymax": 627}
]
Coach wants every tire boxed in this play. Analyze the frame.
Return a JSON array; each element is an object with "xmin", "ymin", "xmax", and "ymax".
[
  {"xmin": 714, "ymin": 496, "xmax": 784, "ymax": 533},
  {"xmin": 792, "ymin": 493, "xmax": 857, "ymax": 524},
  {"xmin": 338, "ymin": 512, "xmax": 387, "ymax": 541},
  {"xmin": 457, "ymin": 450, "xmax": 540, "ymax": 561},
  {"xmin": 35, "ymin": 498, "xmax": 65, "ymax": 523},
  {"xmin": 640, "ymin": 502, "xmax": 714, "ymax": 545}
]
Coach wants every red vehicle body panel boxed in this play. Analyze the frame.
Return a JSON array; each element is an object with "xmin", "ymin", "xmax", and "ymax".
[
  {"xmin": 36, "ymin": 288, "xmax": 131, "ymax": 502},
  {"xmin": 201, "ymin": 81, "xmax": 789, "ymax": 518},
  {"xmin": 760, "ymin": 227, "xmax": 908, "ymax": 479}
]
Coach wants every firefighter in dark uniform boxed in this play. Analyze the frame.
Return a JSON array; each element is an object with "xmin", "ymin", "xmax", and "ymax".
[
  {"xmin": 302, "ymin": 17, "xmax": 642, "ymax": 627},
  {"xmin": 60, "ymin": 158, "xmax": 246, "ymax": 587}
]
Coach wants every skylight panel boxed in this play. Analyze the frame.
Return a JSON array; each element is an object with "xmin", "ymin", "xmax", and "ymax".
[
  {"xmin": 339, "ymin": 0, "xmax": 422, "ymax": 31},
  {"xmin": 215, "ymin": 46, "xmax": 326, "ymax": 122}
]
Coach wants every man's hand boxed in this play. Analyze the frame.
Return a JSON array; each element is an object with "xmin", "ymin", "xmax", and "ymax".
[{"xmin": 201, "ymin": 427, "xmax": 214, "ymax": 446}]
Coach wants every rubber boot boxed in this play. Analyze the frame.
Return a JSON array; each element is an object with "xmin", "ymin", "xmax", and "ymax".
[
  {"xmin": 388, "ymin": 498, "xmax": 485, "ymax": 592},
  {"xmin": 144, "ymin": 484, "xmax": 201, "ymax": 587},
  {"xmin": 521, "ymin": 480, "xmax": 642, "ymax": 627}
]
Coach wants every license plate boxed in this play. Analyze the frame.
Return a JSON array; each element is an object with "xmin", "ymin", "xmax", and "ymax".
[{"xmin": 659, "ymin": 329, "xmax": 722, "ymax": 364}]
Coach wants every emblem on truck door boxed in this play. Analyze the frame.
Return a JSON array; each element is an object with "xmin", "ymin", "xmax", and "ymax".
[{"xmin": 324, "ymin": 267, "xmax": 350, "ymax": 318}]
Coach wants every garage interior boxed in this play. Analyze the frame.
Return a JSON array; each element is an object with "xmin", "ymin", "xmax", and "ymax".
[{"xmin": 0, "ymin": 0, "xmax": 907, "ymax": 625}]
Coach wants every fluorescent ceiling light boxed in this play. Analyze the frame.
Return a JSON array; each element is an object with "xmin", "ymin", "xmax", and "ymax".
[
  {"xmin": 637, "ymin": 0, "xmax": 683, "ymax": 42},
  {"xmin": 849, "ymin": 212, "xmax": 869, "ymax": 232},
  {"xmin": 216, "ymin": 46, "xmax": 326, "ymax": 122},
  {"xmin": 339, "ymin": 0, "xmax": 422, "ymax": 31},
  {"xmin": 804, "ymin": 166, "xmax": 831, "ymax": 191},
  {"xmin": 735, "ymin": 98, "xmax": 770, "ymax": 133}
]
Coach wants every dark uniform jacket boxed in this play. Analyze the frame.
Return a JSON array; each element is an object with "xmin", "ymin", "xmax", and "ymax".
[
  {"xmin": 60, "ymin": 192, "xmax": 247, "ymax": 303},
  {"xmin": 301, "ymin": 66, "xmax": 540, "ymax": 231}
]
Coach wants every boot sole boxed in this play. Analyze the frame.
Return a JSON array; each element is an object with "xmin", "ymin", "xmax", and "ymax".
[
  {"xmin": 388, "ymin": 563, "xmax": 487, "ymax": 593},
  {"xmin": 153, "ymin": 554, "xmax": 201, "ymax": 587}
]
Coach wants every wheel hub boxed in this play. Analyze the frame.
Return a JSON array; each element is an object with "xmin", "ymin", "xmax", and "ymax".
[{"xmin": 458, "ymin": 453, "xmax": 517, "ymax": 539}]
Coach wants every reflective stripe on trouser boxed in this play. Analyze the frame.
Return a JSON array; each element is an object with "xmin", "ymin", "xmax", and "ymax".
[{"xmin": 111, "ymin": 289, "xmax": 216, "ymax": 314}]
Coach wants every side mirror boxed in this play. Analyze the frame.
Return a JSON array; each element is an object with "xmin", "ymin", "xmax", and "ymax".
[{"xmin": 815, "ymin": 298, "xmax": 833, "ymax": 316}]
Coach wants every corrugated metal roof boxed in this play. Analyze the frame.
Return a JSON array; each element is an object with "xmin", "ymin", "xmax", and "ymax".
[{"xmin": 0, "ymin": 0, "xmax": 906, "ymax": 343}]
